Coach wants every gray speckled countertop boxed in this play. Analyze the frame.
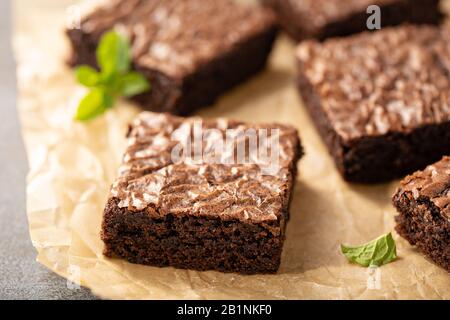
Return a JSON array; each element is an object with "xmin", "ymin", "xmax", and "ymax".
[{"xmin": 0, "ymin": 0, "xmax": 96, "ymax": 300}]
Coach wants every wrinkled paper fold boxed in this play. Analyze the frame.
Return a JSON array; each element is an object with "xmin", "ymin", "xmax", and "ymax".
[{"xmin": 14, "ymin": 0, "xmax": 450, "ymax": 299}]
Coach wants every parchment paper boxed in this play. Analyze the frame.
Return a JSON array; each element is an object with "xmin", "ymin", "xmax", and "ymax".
[{"xmin": 14, "ymin": 0, "xmax": 450, "ymax": 299}]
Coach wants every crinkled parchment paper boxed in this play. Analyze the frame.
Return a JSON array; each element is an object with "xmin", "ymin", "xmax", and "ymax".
[{"xmin": 14, "ymin": 0, "xmax": 450, "ymax": 299}]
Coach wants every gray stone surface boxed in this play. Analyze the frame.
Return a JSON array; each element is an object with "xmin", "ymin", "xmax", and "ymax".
[{"xmin": 0, "ymin": 0, "xmax": 96, "ymax": 300}]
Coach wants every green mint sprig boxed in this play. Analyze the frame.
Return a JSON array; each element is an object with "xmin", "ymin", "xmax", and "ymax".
[
  {"xmin": 341, "ymin": 232, "xmax": 397, "ymax": 267},
  {"xmin": 74, "ymin": 31, "xmax": 150, "ymax": 121}
]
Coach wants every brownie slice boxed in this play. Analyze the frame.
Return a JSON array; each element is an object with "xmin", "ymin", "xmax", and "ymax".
[
  {"xmin": 67, "ymin": 0, "xmax": 277, "ymax": 115},
  {"xmin": 296, "ymin": 25, "xmax": 450, "ymax": 183},
  {"xmin": 393, "ymin": 156, "xmax": 450, "ymax": 272},
  {"xmin": 101, "ymin": 112, "xmax": 302, "ymax": 274},
  {"xmin": 261, "ymin": 0, "xmax": 443, "ymax": 41}
]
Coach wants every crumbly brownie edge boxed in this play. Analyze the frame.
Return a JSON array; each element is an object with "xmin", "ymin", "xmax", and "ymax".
[
  {"xmin": 102, "ymin": 197, "xmax": 286, "ymax": 274},
  {"xmin": 262, "ymin": 0, "xmax": 443, "ymax": 41},
  {"xmin": 343, "ymin": 123, "xmax": 450, "ymax": 183},
  {"xmin": 393, "ymin": 190, "xmax": 450, "ymax": 272},
  {"xmin": 297, "ymin": 66, "xmax": 450, "ymax": 183},
  {"xmin": 296, "ymin": 71, "xmax": 346, "ymax": 176},
  {"xmin": 66, "ymin": 23, "xmax": 278, "ymax": 115}
]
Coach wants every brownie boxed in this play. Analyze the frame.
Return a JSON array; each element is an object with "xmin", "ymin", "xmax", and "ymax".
[
  {"xmin": 67, "ymin": 0, "xmax": 277, "ymax": 115},
  {"xmin": 296, "ymin": 25, "xmax": 450, "ymax": 183},
  {"xmin": 261, "ymin": 0, "xmax": 443, "ymax": 41},
  {"xmin": 101, "ymin": 112, "xmax": 302, "ymax": 274},
  {"xmin": 393, "ymin": 156, "xmax": 450, "ymax": 272}
]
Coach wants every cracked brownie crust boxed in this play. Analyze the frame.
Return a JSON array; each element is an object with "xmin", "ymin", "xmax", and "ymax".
[
  {"xmin": 296, "ymin": 25, "xmax": 450, "ymax": 182},
  {"xmin": 67, "ymin": 0, "xmax": 277, "ymax": 115},
  {"xmin": 101, "ymin": 112, "xmax": 302, "ymax": 274},
  {"xmin": 393, "ymin": 156, "xmax": 450, "ymax": 272}
]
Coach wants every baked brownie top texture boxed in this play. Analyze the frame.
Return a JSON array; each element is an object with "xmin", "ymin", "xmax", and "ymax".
[
  {"xmin": 296, "ymin": 25, "xmax": 450, "ymax": 142},
  {"xmin": 267, "ymin": 0, "xmax": 398, "ymax": 30},
  {"xmin": 109, "ymin": 112, "xmax": 301, "ymax": 223},
  {"xmin": 79, "ymin": 0, "xmax": 275, "ymax": 79},
  {"xmin": 397, "ymin": 156, "xmax": 450, "ymax": 219}
]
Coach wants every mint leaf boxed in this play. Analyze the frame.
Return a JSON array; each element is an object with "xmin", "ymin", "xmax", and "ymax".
[
  {"xmin": 74, "ymin": 31, "xmax": 150, "ymax": 121},
  {"xmin": 120, "ymin": 72, "xmax": 150, "ymax": 97},
  {"xmin": 96, "ymin": 30, "xmax": 130, "ymax": 75},
  {"xmin": 341, "ymin": 232, "xmax": 397, "ymax": 267},
  {"xmin": 75, "ymin": 66, "xmax": 100, "ymax": 87},
  {"xmin": 75, "ymin": 88, "xmax": 114, "ymax": 121},
  {"xmin": 99, "ymin": 71, "xmax": 122, "ymax": 94}
]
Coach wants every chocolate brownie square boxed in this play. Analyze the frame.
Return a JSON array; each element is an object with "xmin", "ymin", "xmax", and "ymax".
[
  {"xmin": 101, "ymin": 112, "xmax": 302, "ymax": 274},
  {"xmin": 296, "ymin": 25, "xmax": 450, "ymax": 183},
  {"xmin": 67, "ymin": 0, "xmax": 277, "ymax": 115},
  {"xmin": 393, "ymin": 156, "xmax": 450, "ymax": 272},
  {"xmin": 261, "ymin": 0, "xmax": 443, "ymax": 41}
]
